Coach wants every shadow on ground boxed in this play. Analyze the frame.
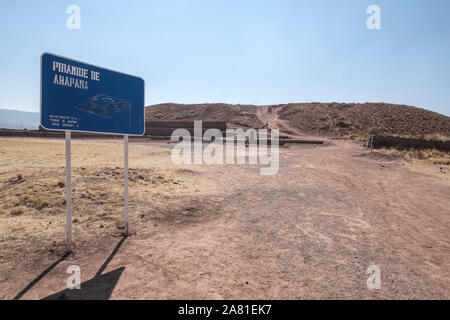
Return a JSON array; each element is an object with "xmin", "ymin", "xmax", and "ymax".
[
  {"xmin": 14, "ymin": 236, "xmax": 127, "ymax": 300},
  {"xmin": 43, "ymin": 266, "xmax": 125, "ymax": 300}
]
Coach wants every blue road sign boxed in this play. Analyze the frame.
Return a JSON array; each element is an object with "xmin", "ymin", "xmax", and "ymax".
[{"xmin": 41, "ymin": 53, "xmax": 145, "ymax": 135}]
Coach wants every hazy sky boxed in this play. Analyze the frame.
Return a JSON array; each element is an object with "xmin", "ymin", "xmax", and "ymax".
[{"xmin": 1, "ymin": 0, "xmax": 449, "ymax": 115}]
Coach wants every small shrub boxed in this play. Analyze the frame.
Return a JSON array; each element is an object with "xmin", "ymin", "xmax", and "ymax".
[
  {"xmin": 10, "ymin": 207, "xmax": 24, "ymax": 216},
  {"xmin": 336, "ymin": 121, "xmax": 350, "ymax": 128},
  {"xmin": 37, "ymin": 201, "xmax": 49, "ymax": 210}
]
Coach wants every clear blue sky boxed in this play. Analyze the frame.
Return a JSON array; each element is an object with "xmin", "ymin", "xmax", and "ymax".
[{"xmin": 1, "ymin": 0, "xmax": 449, "ymax": 115}]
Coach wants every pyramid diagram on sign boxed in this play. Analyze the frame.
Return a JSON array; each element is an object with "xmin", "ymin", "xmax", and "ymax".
[{"xmin": 75, "ymin": 94, "xmax": 131, "ymax": 119}]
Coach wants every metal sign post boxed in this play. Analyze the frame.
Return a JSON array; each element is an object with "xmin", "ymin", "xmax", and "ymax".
[
  {"xmin": 65, "ymin": 131, "xmax": 72, "ymax": 253},
  {"xmin": 124, "ymin": 135, "xmax": 129, "ymax": 236}
]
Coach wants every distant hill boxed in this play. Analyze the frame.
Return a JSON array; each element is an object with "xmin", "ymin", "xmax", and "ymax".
[
  {"xmin": 146, "ymin": 102, "xmax": 450, "ymax": 138},
  {"xmin": 2, "ymin": 102, "xmax": 449, "ymax": 139},
  {"xmin": 0, "ymin": 108, "xmax": 39, "ymax": 130}
]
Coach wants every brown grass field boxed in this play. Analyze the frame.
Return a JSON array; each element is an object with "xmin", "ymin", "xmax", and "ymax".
[{"xmin": 0, "ymin": 136, "xmax": 449, "ymax": 299}]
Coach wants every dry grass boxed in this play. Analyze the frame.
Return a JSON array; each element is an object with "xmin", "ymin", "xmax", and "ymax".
[
  {"xmin": 423, "ymin": 133, "xmax": 450, "ymax": 142},
  {"xmin": 9, "ymin": 207, "xmax": 25, "ymax": 216},
  {"xmin": 374, "ymin": 146, "xmax": 450, "ymax": 183},
  {"xmin": 376, "ymin": 147, "xmax": 449, "ymax": 163},
  {"xmin": 0, "ymin": 137, "xmax": 220, "ymax": 275},
  {"xmin": 367, "ymin": 133, "xmax": 450, "ymax": 141}
]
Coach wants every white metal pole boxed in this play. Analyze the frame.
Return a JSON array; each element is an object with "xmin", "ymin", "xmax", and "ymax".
[
  {"xmin": 124, "ymin": 135, "xmax": 129, "ymax": 236},
  {"xmin": 65, "ymin": 131, "xmax": 72, "ymax": 253}
]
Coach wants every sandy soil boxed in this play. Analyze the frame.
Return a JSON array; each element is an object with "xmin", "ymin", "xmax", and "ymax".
[{"xmin": 0, "ymin": 137, "xmax": 449, "ymax": 300}]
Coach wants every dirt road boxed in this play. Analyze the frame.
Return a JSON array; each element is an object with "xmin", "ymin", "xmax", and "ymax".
[{"xmin": 1, "ymin": 138, "xmax": 449, "ymax": 299}]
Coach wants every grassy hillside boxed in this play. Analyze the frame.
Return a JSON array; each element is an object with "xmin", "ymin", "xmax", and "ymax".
[
  {"xmin": 146, "ymin": 102, "xmax": 450, "ymax": 139},
  {"xmin": 278, "ymin": 103, "xmax": 450, "ymax": 138}
]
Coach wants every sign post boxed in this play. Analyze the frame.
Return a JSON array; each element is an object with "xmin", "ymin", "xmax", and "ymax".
[
  {"xmin": 124, "ymin": 135, "xmax": 129, "ymax": 236},
  {"xmin": 41, "ymin": 53, "xmax": 145, "ymax": 251},
  {"xmin": 66, "ymin": 131, "xmax": 72, "ymax": 252}
]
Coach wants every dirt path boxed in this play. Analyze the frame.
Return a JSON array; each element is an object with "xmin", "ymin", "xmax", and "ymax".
[
  {"xmin": 255, "ymin": 105, "xmax": 310, "ymax": 138},
  {"xmin": 4, "ymin": 139, "xmax": 449, "ymax": 299}
]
